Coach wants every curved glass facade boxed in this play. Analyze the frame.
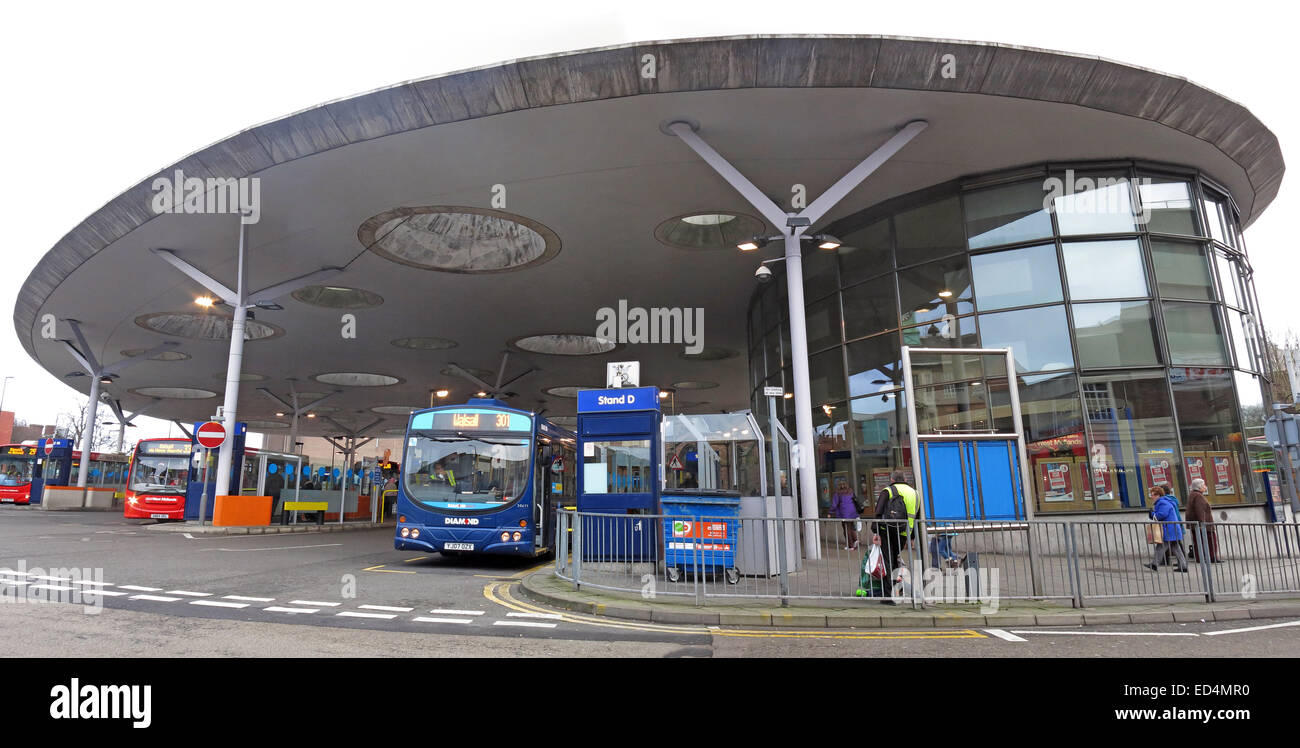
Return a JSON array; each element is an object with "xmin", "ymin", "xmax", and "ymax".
[{"xmin": 748, "ymin": 163, "xmax": 1273, "ymax": 516}]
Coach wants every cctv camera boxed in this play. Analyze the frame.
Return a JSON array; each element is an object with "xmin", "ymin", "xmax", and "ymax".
[{"xmin": 755, "ymin": 265, "xmax": 773, "ymax": 283}]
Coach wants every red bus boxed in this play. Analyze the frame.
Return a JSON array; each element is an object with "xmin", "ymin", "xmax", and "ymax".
[
  {"xmin": 123, "ymin": 438, "xmax": 193, "ymax": 520},
  {"xmin": 0, "ymin": 444, "xmax": 38, "ymax": 504}
]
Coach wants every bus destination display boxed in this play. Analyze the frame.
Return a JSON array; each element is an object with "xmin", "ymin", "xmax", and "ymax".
[
  {"xmin": 433, "ymin": 412, "xmax": 527, "ymax": 431},
  {"xmin": 139, "ymin": 441, "xmax": 193, "ymax": 456}
]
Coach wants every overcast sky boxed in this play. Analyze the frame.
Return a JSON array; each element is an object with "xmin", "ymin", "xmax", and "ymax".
[{"xmin": 1, "ymin": 0, "xmax": 1294, "ymax": 443}]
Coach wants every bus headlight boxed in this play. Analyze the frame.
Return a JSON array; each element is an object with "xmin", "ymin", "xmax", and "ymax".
[
  {"xmin": 500, "ymin": 532, "xmax": 509, "ymax": 542},
  {"xmin": 512, "ymin": 531, "xmax": 521, "ymax": 541},
  {"xmin": 410, "ymin": 529, "xmax": 420, "ymax": 539},
  {"xmin": 400, "ymin": 527, "xmax": 410, "ymax": 538}
]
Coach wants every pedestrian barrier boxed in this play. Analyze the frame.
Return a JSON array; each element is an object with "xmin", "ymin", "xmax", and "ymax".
[{"xmin": 552, "ymin": 510, "xmax": 1300, "ymax": 608}]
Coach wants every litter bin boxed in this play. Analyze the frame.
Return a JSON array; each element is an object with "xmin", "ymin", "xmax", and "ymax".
[{"xmin": 661, "ymin": 489, "xmax": 741, "ymax": 584}]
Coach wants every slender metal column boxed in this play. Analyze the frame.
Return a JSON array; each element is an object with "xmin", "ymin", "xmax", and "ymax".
[
  {"xmin": 782, "ymin": 231, "xmax": 823, "ymax": 555},
  {"xmin": 76, "ymin": 377, "xmax": 101, "ymax": 488},
  {"xmin": 213, "ymin": 222, "xmax": 248, "ymax": 500}
]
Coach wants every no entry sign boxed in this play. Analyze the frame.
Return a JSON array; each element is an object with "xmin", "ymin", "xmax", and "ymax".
[
  {"xmin": 196, "ymin": 421, "xmax": 227, "ymax": 449},
  {"xmin": 44, "ymin": 440, "xmax": 54, "ymax": 456}
]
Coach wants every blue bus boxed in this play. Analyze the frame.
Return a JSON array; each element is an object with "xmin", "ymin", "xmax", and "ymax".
[{"xmin": 395, "ymin": 399, "xmax": 576, "ymax": 557}]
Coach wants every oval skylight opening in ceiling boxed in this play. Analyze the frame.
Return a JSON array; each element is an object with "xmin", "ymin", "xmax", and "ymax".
[
  {"xmin": 135, "ymin": 312, "xmax": 282, "ymax": 341},
  {"xmin": 512, "ymin": 334, "xmax": 617, "ymax": 356},
  {"xmin": 371, "ymin": 405, "xmax": 423, "ymax": 415},
  {"xmin": 654, "ymin": 211, "xmax": 766, "ymax": 250},
  {"xmin": 120, "ymin": 348, "xmax": 191, "ymax": 361},
  {"xmin": 391, "ymin": 337, "xmax": 458, "ymax": 350},
  {"xmin": 672, "ymin": 380, "xmax": 719, "ymax": 390},
  {"xmin": 544, "ymin": 386, "xmax": 597, "ymax": 399},
  {"xmin": 130, "ymin": 387, "xmax": 217, "ymax": 399},
  {"xmin": 312, "ymin": 372, "xmax": 401, "ymax": 387},
  {"xmin": 359, "ymin": 206, "xmax": 561, "ymax": 273},
  {"xmin": 291, "ymin": 285, "xmax": 384, "ymax": 309}
]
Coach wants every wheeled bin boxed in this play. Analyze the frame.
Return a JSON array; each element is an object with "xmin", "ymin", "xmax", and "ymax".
[{"xmin": 661, "ymin": 489, "xmax": 741, "ymax": 584}]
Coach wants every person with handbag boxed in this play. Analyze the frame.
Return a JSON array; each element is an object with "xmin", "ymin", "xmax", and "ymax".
[
  {"xmin": 1147, "ymin": 485, "xmax": 1188, "ymax": 572},
  {"xmin": 830, "ymin": 476, "xmax": 860, "ymax": 550}
]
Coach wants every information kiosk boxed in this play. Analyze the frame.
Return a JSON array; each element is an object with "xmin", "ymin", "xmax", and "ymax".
[
  {"xmin": 575, "ymin": 387, "xmax": 661, "ymax": 562},
  {"xmin": 31, "ymin": 438, "xmax": 73, "ymax": 504}
]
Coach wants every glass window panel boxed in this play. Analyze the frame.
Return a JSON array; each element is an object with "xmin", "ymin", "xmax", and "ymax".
[
  {"xmin": 760, "ymin": 281, "xmax": 780, "ymax": 329},
  {"xmin": 749, "ymin": 349, "xmax": 764, "ymax": 390},
  {"xmin": 978, "ymin": 305, "xmax": 1075, "ymax": 373},
  {"xmin": 989, "ymin": 372, "xmax": 1089, "ymax": 513},
  {"xmin": 813, "ymin": 402, "xmax": 853, "ymax": 516},
  {"xmin": 1234, "ymin": 370, "xmax": 1267, "ymax": 504},
  {"xmin": 749, "ymin": 300, "xmax": 764, "ymax": 349},
  {"xmin": 964, "ymin": 180, "xmax": 1054, "ymax": 249},
  {"xmin": 1163, "ymin": 301, "xmax": 1229, "ymax": 365},
  {"xmin": 808, "ymin": 348, "xmax": 846, "ymax": 406},
  {"xmin": 1062, "ymin": 239, "xmax": 1148, "ymax": 299},
  {"xmin": 780, "ymin": 321, "xmax": 792, "ymax": 368},
  {"xmin": 1138, "ymin": 179, "xmax": 1198, "ymax": 236},
  {"xmin": 898, "ymin": 256, "xmax": 972, "ymax": 327},
  {"xmin": 1081, "ymin": 370, "xmax": 1177, "ymax": 510},
  {"xmin": 901, "ymin": 314, "xmax": 980, "ymax": 351},
  {"xmin": 894, "ymin": 196, "xmax": 965, "ymax": 266},
  {"xmin": 914, "ymin": 382, "xmax": 990, "ymax": 433},
  {"xmin": 842, "ymin": 275, "xmax": 898, "ymax": 341},
  {"xmin": 1051, "ymin": 171, "xmax": 1138, "ymax": 235},
  {"xmin": 847, "ymin": 334, "xmax": 902, "ymax": 398},
  {"xmin": 849, "ymin": 391, "xmax": 911, "ymax": 486},
  {"xmin": 1215, "ymin": 250, "xmax": 1242, "ymax": 308},
  {"xmin": 837, "ymin": 219, "xmax": 893, "ymax": 287},
  {"xmin": 909, "ymin": 347, "xmax": 988, "ymax": 387},
  {"xmin": 1201, "ymin": 190, "xmax": 1236, "ymax": 247},
  {"xmin": 582, "ymin": 439, "xmax": 652, "ymax": 494},
  {"xmin": 763, "ymin": 329, "xmax": 781, "ymax": 377},
  {"xmin": 1151, "ymin": 240, "xmax": 1214, "ymax": 301},
  {"xmin": 1170, "ymin": 367, "xmax": 1250, "ymax": 505},
  {"xmin": 1072, "ymin": 301, "xmax": 1160, "ymax": 368},
  {"xmin": 970, "ymin": 243, "xmax": 1063, "ymax": 311},
  {"xmin": 804, "ymin": 295, "xmax": 841, "ymax": 352},
  {"xmin": 1227, "ymin": 311, "xmax": 1258, "ymax": 372},
  {"xmin": 802, "ymin": 246, "xmax": 839, "ymax": 302}
]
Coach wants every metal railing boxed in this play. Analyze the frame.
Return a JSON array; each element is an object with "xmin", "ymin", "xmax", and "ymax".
[{"xmin": 553, "ymin": 509, "xmax": 1300, "ymax": 608}]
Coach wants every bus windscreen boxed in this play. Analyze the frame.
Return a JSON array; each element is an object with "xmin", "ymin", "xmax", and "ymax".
[
  {"xmin": 404, "ymin": 432, "xmax": 530, "ymax": 510},
  {"xmin": 130, "ymin": 453, "xmax": 189, "ymax": 494},
  {"xmin": 0, "ymin": 453, "xmax": 35, "ymax": 486}
]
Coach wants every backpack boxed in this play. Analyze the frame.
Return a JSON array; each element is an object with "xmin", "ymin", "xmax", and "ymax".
[{"xmin": 882, "ymin": 485, "xmax": 910, "ymax": 522}]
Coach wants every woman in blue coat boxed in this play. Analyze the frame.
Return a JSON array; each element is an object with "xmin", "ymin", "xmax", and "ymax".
[{"xmin": 1147, "ymin": 485, "xmax": 1188, "ymax": 572}]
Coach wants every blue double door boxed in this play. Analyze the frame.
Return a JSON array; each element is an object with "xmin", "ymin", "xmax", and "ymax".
[{"xmin": 918, "ymin": 439, "xmax": 1025, "ymax": 521}]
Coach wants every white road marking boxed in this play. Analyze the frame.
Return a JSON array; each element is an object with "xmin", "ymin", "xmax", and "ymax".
[
  {"xmin": 984, "ymin": 628, "xmax": 1027, "ymax": 642},
  {"xmin": 506, "ymin": 611, "xmax": 562, "ymax": 620},
  {"xmin": 430, "ymin": 609, "xmax": 485, "ymax": 616},
  {"xmin": 223, "ymin": 595, "xmax": 275, "ymax": 602},
  {"xmin": 337, "ymin": 611, "xmax": 397, "ymax": 620},
  {"xmin": 1009, "ymin": 630, "xmax": 1198, "ymax": 637},
  {"xmin": 359, "ymin": 605, "xmax": 414, "ymax": 612},
  {"xmin": 291, "ymin": 600, "xmax": 341, "ymax": 607},
  {"xmin": 191, "ymin": 600, "xmax": 249, "ymax": 609},
  {"xmin": 0, "ymin": 571, "xmax": 33, "ymax": 576},
  {"xmin": 1203, "ymin": 620, "xmax": 1300, "ymax": 637},
  {"xmin": 493, "ymin": 620, "xmax": 558, "ymax": 629},
  {"xmin": 414, "ymin": 617, "xmax": 474, "ymax": 624},
  {"xmin": 69, "ymin": 580, "xmax": 111, "ymax": 587},
  {"xmin": 182, "ymin": 533, "xmax": 195, "ymax": 539},
  {"xmin": 118, "ymin": 585, "xmax": 163, "ymax": 592},
  {"xmin": 165, "ymin": 590, "xmax": 213, "ymax": 597},
  {"xmin": 79, "ymin": 590, "xmax": 128, "ymax": 597},
  {"xmin": 29, "ymin": 575, "xmax": 72, "ymax": 581},
  {"xmin": 130, "ymin": 594, "xmax": 183, "ymax": 602},
  {"xmin": 28, "ymin": 584, "xmax": 75, "ymax": 592},
  {"xmin": 0, "ymin": 580, "xmax": 30, "ymax": 586},
  {"xmin": 203, "ymin": 544, "xmax": 343, "ymax": 552},
  {"xmin": 265, "ymin": 606, "xmax": 319, "ymax": 614}
]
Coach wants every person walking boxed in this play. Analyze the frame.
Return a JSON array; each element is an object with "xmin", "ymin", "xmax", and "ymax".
[
  {"xmin": 1147, "ymin": 485, "xmax": 1188, "ymax": 573},
  {"xmin": 1186, "ymin": 478, "xmax": 1220, "ymax": 563},
  {"xmin": 830, "ymin": 476, "xmax": 860, "ymax": 550},
  {"xmin": 871, "ymin": 470, "xmax": 918, "ymax": 577}
]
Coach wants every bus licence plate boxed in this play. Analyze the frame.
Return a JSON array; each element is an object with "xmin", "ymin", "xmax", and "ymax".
[
  {"xmin": 1, "ymin": 498, "xmax": 13, "ymax": 503},
  {"xmin": 443, "ymin": 543, "xmax": 474, "ymax": 551},
  {"xmin": 150, "ymin": 513, "xmax": 170, "ymax": 519}
]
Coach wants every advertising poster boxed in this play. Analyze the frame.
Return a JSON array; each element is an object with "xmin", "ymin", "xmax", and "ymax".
[
  {"xmin": 1039, "ymin": 460, "xmax": 1074, "ymax": 502},
  {"xmin": 1184, "ymin": 456, "xmax": 1206, "ymax": 486},
  {"xmin": 1143, "ymin": 455, "xmax": 1172, "ymax": 488},
  {"xmin": 1212, "ymin": 455, "xmax": 1236, "ymax": 495}
]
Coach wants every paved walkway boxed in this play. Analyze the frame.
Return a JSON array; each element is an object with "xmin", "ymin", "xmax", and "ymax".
[{"xmin": 521, "ymin": 570, "xmax": 1300, "ymax": 629}]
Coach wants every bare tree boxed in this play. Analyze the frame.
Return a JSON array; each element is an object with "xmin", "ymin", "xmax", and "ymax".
[
  {"xmin": 57, "ymin": 397, "xmax": 116, "ymax": 452},
  {"xmin": 1261, "ymin": 327, "xmax": 1298, "ymax": 405}
]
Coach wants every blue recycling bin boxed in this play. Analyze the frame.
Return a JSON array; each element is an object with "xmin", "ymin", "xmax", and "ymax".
[{"xmin": 661, "ymin": 490, "xmax": 741, "ymax": 582}]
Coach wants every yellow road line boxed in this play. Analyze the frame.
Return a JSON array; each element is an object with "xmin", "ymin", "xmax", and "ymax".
[
  {"xmin": 362, "ymin": 564, "xmax": 416, "ymax": 574},
  {"xmin": 482, "ymin": 581, "xmax": 985, "ymax": 640},
  {"xmin": 403, "ymin": 556, "xmax": 428, "ymax": 563}
]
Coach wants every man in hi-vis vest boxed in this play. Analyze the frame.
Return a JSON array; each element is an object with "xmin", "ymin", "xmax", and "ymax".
[{"xmin": 870, "ymin": 470, "xmax": 918, "ymax": 578}]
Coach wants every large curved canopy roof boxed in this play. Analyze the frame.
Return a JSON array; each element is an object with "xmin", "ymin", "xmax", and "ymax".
[{"xmin": 16, "ymin": 34, "xmax": 1284, "ymax": 435}]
